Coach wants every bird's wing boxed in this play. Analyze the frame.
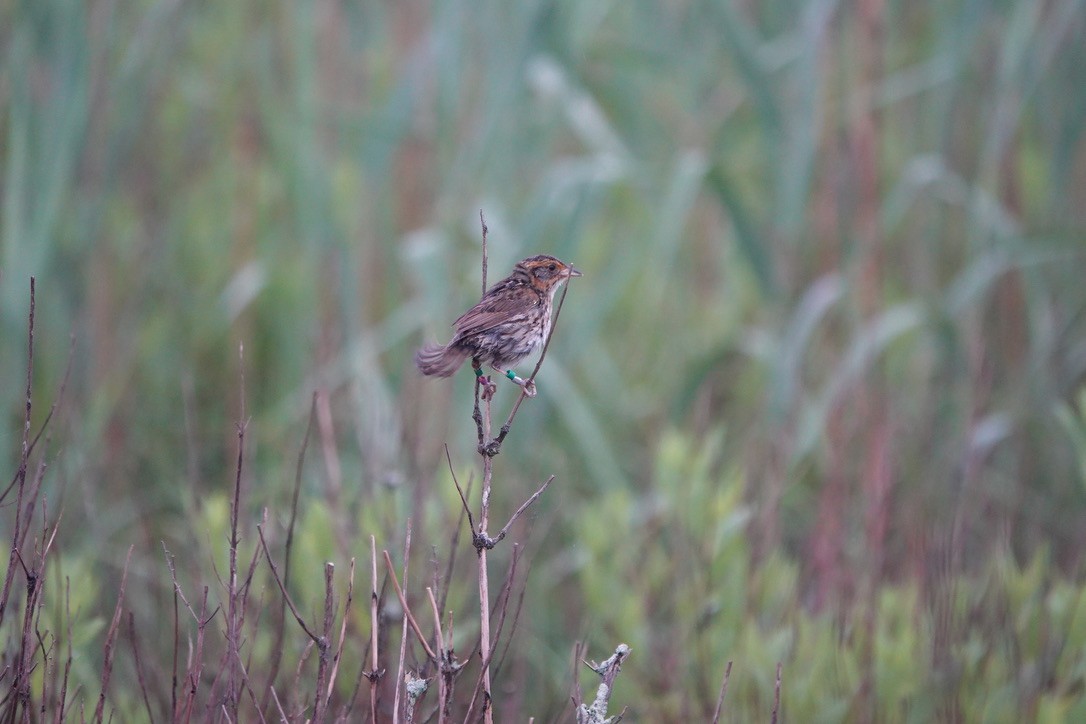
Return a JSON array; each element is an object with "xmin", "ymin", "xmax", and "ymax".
[{"xmin": 451, "ymin": 287, "xmax": 532, "ymax": 339}]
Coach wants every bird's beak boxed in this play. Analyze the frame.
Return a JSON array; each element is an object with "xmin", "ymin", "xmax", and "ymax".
[{"xmin": 567, "ymin": 266, "xmax": 583, "ymax": 278}]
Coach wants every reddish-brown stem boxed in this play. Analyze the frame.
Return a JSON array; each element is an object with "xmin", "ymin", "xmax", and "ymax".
[
  {"xmin": 711, "ymin": 661, "xmax": 733, "ymax": 724},
  {"xmin": 94, "ymin": 545, "xmax": 134, "ymax": 724}
]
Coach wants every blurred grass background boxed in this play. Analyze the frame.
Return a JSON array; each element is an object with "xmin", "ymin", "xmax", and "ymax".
[{"xmin": 3, "ymin": 0, "xmax": 1086, "ymax": 720}]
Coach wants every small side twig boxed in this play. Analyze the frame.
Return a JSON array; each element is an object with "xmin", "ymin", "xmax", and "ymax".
[
  {"xmin": 382, "ymin": 550, "xmax": 437, "ymax": 663},
  {"xmin": 256, "ymin": 525, "xmax": 324, "ymax": 646},
  {"xmin": 446, "ymin": 445, "xmax": 477, "ymax": 536}
]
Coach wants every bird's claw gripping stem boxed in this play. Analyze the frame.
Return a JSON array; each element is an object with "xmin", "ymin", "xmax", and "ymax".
[{"xmin": 505, "ymin": 370, "xmax": 537, "ymax": 398}]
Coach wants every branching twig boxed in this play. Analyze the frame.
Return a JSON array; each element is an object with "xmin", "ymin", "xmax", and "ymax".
[{"xmin": 488, "ymin": 477, "xmax": 554, "ymax": 550}]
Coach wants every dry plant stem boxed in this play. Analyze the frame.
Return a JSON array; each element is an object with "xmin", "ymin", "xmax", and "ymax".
[
  {"xmin": 162, "ymin": 543, "xmax": 210, "ymax": 721},
  {"xmin": 0, "ymin": 280, "xmax": 34, "ymax": 720},
  {"xmin": 467, "ymin": 218, "xmax": 496, "ymax": 723},
  {"xmin": 9, "ymin": 494, "xmax": 61, "ymax": 721},
  {"xmin": 171, "ymin": 569, "xmax": 179, "ymax": 720},
  {"xmin": 476, "ymin": 393, "xmax": 495, "ymax": 724},
  {"xmin": 290, "ymin": 640, "xmax": 316, "ymax": 715},
  {"xmin": 226, "ymin": 342, "xmax": 249, "ymax": 717},
  {"xmin": 1, "ymin": 278, "xmax": 35, "ymax": 633},
  {"xmin": 479, "ymin": 210, "xmax": 489, "ymax": 295},
  {"xmin": 1, "ymin": 330, "xmax": 71, "ymax": 509},
  {"xmin": 256, "ymin": 525, "xmax": 324, "ymax": 645},
  {"xmin": 439, "ymin": 468, "xmax": 472, "ymax": 618},
  {"xmin": 58, "ymin": 578, "xmax": 73, "ymax": 724},
  {"xmin": 263, "ymin": 393, "xmax": 318, "ymax": 711},
  {"xmin": 312, "ymin": 562, "xmax": 336, "ymax": 722},
  {"xmin": 711, "ymin": 661, "xmax": 733, "ymax": 724},
  {"xmin": 181, "ymin": 587, "xmax": 213, "ymax": 724},
  {"xmin": 94, "ymin": 545, "xmax": 134, "ymax": 724},
  {"xmin": 259, "ymin": 524, "xmax": 340, "ymax": 720},
  {"xmin": 771, "ymin": 662, "xmax": 782, "ymax": 724},
  {"xmin": 382, "ymin": 550, "xmax": 437, "ymax": 662},
  {"xmin": 464, "ymin": 543, "xmax": 524, "ymax": 722},
  {"xmin": 426, "ymin": 587, "xmax": 454, "ymax": 724},
  {"xmin": 270, "ymin": 688, "xmax": 288, "ymax": 722},
  {"xmin": 326, "ymin": 558, "xmax": 355, "ymax": 705},
  {"xmin": 570, "ymin": 641, "xmax": 588, "ymax": 713},
  {"xmin": 127, "ymin": 612, "xmax": 156, "ymax": 724},
  {"xmin": 392, "ymin": 520, "xmax": 415, "ymax": 724},
  {"xmin": 485, "ymin": 544, "xmax": 524, "ymax": 682},
  {"xmin": 446, "ymin": 445, "xmax": 477, "ymax": 534},
  {"xmin": 367, "ymin": 535, "xmax": 383, "ymax": 724}
]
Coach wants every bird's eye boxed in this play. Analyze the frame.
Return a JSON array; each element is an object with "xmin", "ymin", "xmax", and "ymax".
[{"xmin": 548, "ymin": 263, "xmax": 556, "ymax": 271}]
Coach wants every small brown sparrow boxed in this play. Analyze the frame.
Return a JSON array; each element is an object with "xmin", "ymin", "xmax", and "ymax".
[{"xmin": 415, "ymin": 255, "xmax": 581, "ymax": 395}]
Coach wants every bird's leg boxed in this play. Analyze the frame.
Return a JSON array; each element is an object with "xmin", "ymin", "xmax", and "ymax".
[
  {"xmin": 501, "ymin": 368, "xmax": 537, "ymax": 398},
  {"xmin": 474, "ymin": 363, "xmax": 497, "ymax": 400}
]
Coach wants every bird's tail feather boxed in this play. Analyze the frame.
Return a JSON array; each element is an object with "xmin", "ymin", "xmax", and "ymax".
[{"xmin": 415, "ymin": 343, "xmax": 471, "ymax": 377}]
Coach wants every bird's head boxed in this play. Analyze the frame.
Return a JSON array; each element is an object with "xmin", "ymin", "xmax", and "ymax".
[{"xmin": 515, "ymin": 255, "xmax": 582, "ymax": 296}]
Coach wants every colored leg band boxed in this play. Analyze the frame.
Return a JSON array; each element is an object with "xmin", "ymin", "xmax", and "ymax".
[
  {"xmin": 505, "ymin": 370, "xmax": 517, "ymax": 381},
  {"xmin": 474, "ymin": 367, "xmax": 484, "ymax": 377}
]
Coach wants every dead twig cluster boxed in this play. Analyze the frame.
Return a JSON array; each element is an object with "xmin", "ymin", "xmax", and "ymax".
[{"xmin": 573, "ymin": 643, "xmax": 631, "ymax": 724}]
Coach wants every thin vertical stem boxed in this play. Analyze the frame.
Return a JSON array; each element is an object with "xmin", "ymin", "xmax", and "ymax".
[{"xmin": 477, "ymin": 394, "xmax": 494, "ymax": 724}]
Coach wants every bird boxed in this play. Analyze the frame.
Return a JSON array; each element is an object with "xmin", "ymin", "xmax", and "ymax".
[{"xmin": 415, "ymin": 254, "xmax": 581, "ymax": 396}]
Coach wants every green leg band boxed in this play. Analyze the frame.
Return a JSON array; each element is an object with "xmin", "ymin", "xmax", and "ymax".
[
  {"xmin": 505, "ymin": 370, "xmax": 517, "ymax": 381},
  {"xmin": 474, "ymin": 367, "xmax": 484, "ymax": 378}
]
